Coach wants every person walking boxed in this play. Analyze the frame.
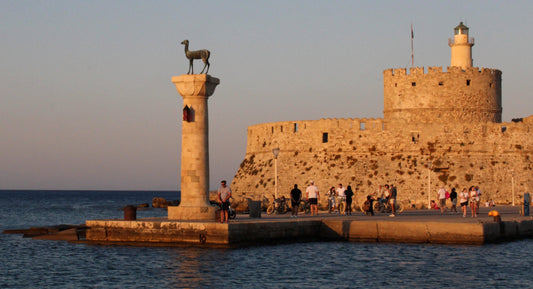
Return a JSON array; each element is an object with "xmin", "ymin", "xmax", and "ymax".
[
  {"xmin": 306, "ymin": 181, "xmax": 320, "ymax": 216},
  {"xmin": 217, "ymin": 180, "xmax": 232, "ymax": 223},
  {"xmin": 290, "ymin": 184, "xmax": 302, "ymax": 218},
  {"xmin": 437, "ymin": 186, "xmax": 447, "ymax": 213},
  {"xmin": 345, "ymin": 185, "xmax": 354, "ymax": 215},
  {"xmin": 336, "ymin": 183, "xmax": 346, "ymax": 214},
  {"xmin": 389, "ymin": 184, "xmax": 397, "ymax": 217},
  {"xmin": 450, "ymin": 188, "xmax": 458, "ymax": 213},
  {"xmin": 459, "ymin": 188, "xmax": 469, "ymax": 217}
]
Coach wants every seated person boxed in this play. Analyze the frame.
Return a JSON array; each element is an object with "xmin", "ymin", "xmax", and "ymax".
[
  {"xmin": 363, "ymin": 195, "xmax": 374, "ymax": 216},
  {"xmin": 430, "ymin": 200, "xmax": 440, "ymax": 210}
]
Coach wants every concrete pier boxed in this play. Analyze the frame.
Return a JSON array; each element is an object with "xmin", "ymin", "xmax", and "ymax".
[{"xmin": 85, "ymin": 206, "xmax": 533, "ymax": 247}]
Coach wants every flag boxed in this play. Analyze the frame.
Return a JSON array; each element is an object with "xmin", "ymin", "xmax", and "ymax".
[{"xmin": 411, "ymin": 24, "xmax": 414, "ymax": 39}]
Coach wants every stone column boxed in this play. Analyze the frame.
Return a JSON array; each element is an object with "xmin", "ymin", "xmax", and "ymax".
[{"xmin": 168, "ymin": 74, "xmax": 220, "ymax": 221}]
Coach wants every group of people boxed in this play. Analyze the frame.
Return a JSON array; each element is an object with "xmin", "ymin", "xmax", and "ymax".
[
  {"xmin": 325, "ymin": 183, "xmax": 355, "ymax": 215},
  {"xmin": 368, "ymin": 184, "xmax": 398, "ymax": 217},
  {"xmin": 288, "ymin": 181, "xmax": 355, "ymax": 217},
  {"xmin": 432, "ymin": 185, "xmax": 488, "ymax": 218}
]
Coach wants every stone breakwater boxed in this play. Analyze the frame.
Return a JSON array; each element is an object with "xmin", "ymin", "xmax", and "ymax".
[{"xmin": 83, "ymin": 207, "xmax": 533, "ymax": 246}]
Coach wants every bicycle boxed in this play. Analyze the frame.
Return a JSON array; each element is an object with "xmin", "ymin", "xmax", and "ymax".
[
  {"xmin": 373, "ymin": 198, "xmax": 404, "ymax": 214},
  {"xmin": 266, "ymin": 195, "xmax": 289, "ymax": 215},
  {"xmin": 298, "ymin": 199, "xmax": 311, "ymax": 214}
]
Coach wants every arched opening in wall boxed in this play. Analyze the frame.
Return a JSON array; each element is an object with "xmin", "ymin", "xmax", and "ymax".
[
  {"xmin": 466, "ymin": 79, "xmax": 471, "ymax": 86},
  {"xmin": 501, "ymin": 126, "xmax": 507, "ymax": 133},
  {"xmin": 280, "ymin": 126, "xmax": 283, "ymax": 133},
  {"xmin": 382, "ymin": 123, "xmax": 385, "ymax": 131},
  {"xmin": 411, "ymin": 82, "xmax": 416, "ymax": 86},
  {"xmin": 360, "ymin": 123, "xmax": 365, "ymax": 130},
  {"xmin": 322, "ymin": 133, "xmax": 329, "ymax": 143},
  {"xmin": 271, "ymin": 127, "xmax": 274, "ymax": 134},
  {"xmin": 294, "ymin": 123, "xmax": 298, "ymax": 132}
]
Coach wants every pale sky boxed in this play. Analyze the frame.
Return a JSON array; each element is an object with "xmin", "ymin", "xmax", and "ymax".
[{"xmin": 1, "ymin": 0, "xmax": 532, "ymax": 190}]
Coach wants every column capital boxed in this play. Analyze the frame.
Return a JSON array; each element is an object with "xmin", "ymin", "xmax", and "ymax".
[{"xmin": 171, "ymin": 74, "xmax": 220, "ymax": 98}]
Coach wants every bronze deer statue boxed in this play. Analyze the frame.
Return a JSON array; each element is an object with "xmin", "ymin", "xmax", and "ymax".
[{"xmin": 181, "ymin": 40, "xmax": 210, "ymax": 74}]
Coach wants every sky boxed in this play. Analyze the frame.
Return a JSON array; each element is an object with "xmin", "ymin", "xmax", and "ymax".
[{"xmin": 1, "ymin": 0, "xmax": 532, "ymax": 191}]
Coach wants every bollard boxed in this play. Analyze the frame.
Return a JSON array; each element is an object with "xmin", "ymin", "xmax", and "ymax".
[
  {"xmin": 124, "ymin": 205, "xmax": 137, "ymax": 220},
  {"xmin": 248, "ymin": 200, "xmax": 262, "ymax": 218},
  {"xmin": 524, "ymin": 193, "xmax": 530, "ymax": 216}
]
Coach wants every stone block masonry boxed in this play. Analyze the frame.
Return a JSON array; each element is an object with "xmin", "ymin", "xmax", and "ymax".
[{"xmin": 231, "ymin": 115, "xmax": 533, "ymax": 209}]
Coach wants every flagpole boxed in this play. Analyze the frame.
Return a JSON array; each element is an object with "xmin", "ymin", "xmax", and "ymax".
[{"xmin": 411, "ymin": 23, "xmax": 414, "ymax": 67}]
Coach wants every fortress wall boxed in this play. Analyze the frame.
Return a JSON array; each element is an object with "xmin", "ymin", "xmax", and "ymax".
[
  {"xmin": 383, "ymin": 67, "xmax": 502, "ymax": 124},
  {"xmin": 231, "ymin": 118, "xmax": 533, "ymax": 209}
]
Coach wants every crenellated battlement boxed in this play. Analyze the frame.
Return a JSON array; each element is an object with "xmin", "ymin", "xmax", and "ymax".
[
  {"xmin": 383, "ymin": 66, "xmax": 500, "ymax": 77},
  {"xmin": 383, "ymin": 66, "xmax": 502, "ymax": 124}
]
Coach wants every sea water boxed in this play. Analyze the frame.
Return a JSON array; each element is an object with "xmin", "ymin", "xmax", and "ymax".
[{"xmin": 1, "ymin": 190, "xmax": 531, "ymax": 288}]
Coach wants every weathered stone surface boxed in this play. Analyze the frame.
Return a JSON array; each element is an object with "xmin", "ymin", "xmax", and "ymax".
[{"xmin": 83, "ymin": 216, "xmax": 533, "ymax": 246}]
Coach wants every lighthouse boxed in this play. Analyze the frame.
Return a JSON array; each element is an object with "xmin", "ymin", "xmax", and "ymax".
[{"xmin": 449, "ymin": 22, "xmax": 474, "ymax": 68}]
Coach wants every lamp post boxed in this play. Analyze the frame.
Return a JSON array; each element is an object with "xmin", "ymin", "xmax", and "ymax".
[
  {"xmin": 511, "ymin": 170, "xmax": 515, "ymax": 206},
  {"xmin": 272, "ymin": 148, "xmax": 280, "ymax": 199},
  {"xmin": 427, "ymin": 161, "xmax": 433, "ymax": 210}
]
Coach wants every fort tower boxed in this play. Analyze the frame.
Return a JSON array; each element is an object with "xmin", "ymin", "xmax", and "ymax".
[{"xmin": 449, "ymin": 22, "xmax": 474, "ymax": 68}]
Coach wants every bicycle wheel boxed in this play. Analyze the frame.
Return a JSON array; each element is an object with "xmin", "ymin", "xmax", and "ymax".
[
  {"xmin": 280, "ymin": 204, "xmax": 288, "ymax": 214},
  {"xmin": 395, "ymin": 202, "xmax": 405, "ymax": 213},
  {"xmin": 267, "ymin": 205, "xmax": 275, "ymax": 215},
  {"xmin": 360, "ymin": 203, "xmax": 366, "ymax": 212},
  {"xmin": 338, "ymin": 202, "xmax": 345, "ymax": 214},
  {"xmin": 298, "ymin": 201, "xmax": 306, "ymax": 212},
  {"xmin": 373, "ymin": 202, "xmax": 381, "ymax": 213}
]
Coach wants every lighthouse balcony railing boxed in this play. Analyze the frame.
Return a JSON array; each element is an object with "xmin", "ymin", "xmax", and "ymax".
[{"xmin": 448, "ymin": 37, "xmax": 475, "ymax": 45}]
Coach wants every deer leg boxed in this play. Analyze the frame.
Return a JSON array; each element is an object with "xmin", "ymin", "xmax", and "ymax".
[
  {"xmin": 200, "ymin": 58, "xmax": 210, "ymax": 74},
  {"xmin": 188, "ymin": 59, "xmax": 194, "ymax": 74}
]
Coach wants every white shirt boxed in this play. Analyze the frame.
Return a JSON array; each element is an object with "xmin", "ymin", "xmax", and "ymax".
[
  {"xmin": 336, "ymin": 186, "xmax": 346, "ymax": 198},
  {"xmin": 459, "ymin": 191, "xmax": 469, "ymax": 202},
  {"xmin": 438, "ymin": 188, "xmax": 447, "ymax": 200},
  {"xmin": 306, "ymin": 185, "xmax": 319, "ymax": 198}
]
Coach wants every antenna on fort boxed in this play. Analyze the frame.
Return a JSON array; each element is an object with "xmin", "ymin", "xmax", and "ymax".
[{"xmin": 410, "ymin": 23, "xmax": 414, "ymax": 67}]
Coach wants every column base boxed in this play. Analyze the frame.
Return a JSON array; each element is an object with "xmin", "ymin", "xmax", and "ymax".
[{"xmin": 168, "ymin": 204, "xmax": 218, "ymax": 221}]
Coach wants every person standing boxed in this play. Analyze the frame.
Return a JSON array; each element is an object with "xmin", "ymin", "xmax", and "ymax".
[
  {"xmin": 459, "ymin": 188, "xmax": 469, "ymax": 217},
  {"xmin": 217, "ymin": 180, "xmax": 232, "ymax": 223},
  {"xmin": 290, "ymin": 184, "xmax": 302, "ymax": 218},
  {"xmin": 389, "ymin": 184, "xmax": 397, "ymax": 217},
  {"xmin": 326, "ymin": 186, "xmax": 336, "ymax": 213},
  {"xmin": 469, "ymin": 186, "xmax": 479, "ymax": 217},
  {"xmin": 336, "ymin": 183, "xmax": 346, "ymax": 214},
  {"xmin": 437, "ymin": 186, "xmax": 447, "ymax": 213},
  {"xmin": 306, "ymin": 181, "xmax": 320, "ymax": 216},
  {"xmin": 345, "ymin": 185, "xmax": 354, "ymax": 215},
  {"xmin": 450, "ymin": 188, "xmax": 458, "ymax": 213}
]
